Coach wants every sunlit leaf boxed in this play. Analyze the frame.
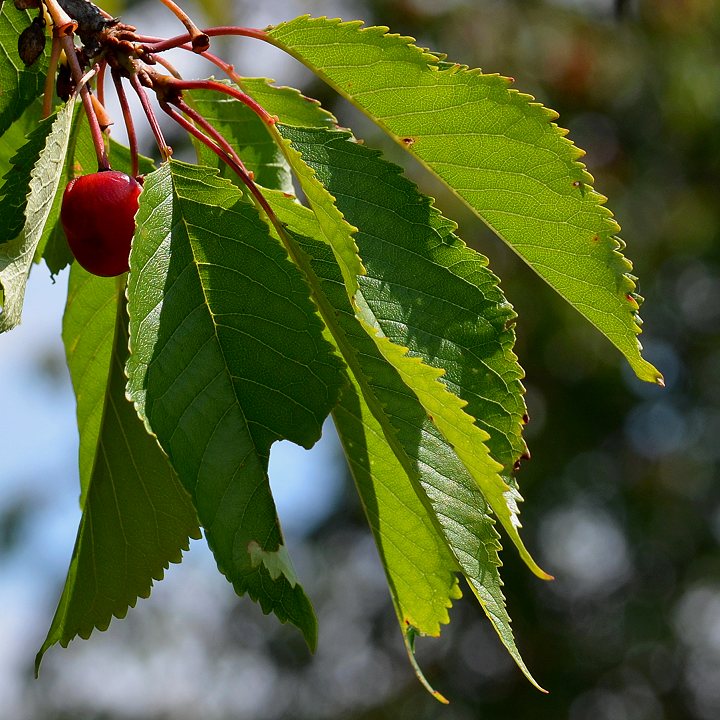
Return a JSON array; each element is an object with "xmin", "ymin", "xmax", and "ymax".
[
  {"xmin": 279, "ymin": 124, "xmax": 528, "ymax": 473},
  {"xmin": 266, "ymin": 192, "xmax": 544, "ymax": 690},
  {"xmin": 271, "ymin": 121, "xmax": 545, "ymax": 579},
  {"xmin": 268, "ymin": 16, "xmax": 662, "ymax": 384},
  {"xmin": 0, "ymin": 98, "xmax": 74, "ymax": 331}
]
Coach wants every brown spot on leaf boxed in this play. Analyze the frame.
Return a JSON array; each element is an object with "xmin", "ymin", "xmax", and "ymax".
[
  {"xmin": 401, "ymin": 137, "xmax": 416, "ymax": 147},
  {"xmin": 514, "ymin": 450, "xmax": 532, "ymax": 471}
]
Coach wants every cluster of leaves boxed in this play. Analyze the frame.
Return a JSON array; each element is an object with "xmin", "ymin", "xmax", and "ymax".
[{"xmin": 0, "ymin": 2, "xmax": 660, "ymax": 698}]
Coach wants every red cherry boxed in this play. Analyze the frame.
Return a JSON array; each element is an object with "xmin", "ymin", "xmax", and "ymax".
[{"xmin": 61, "ymin": 170, "xmax": 142, "ymax": 277}]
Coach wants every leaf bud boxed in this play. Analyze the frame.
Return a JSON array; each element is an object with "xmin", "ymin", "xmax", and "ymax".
[{"xmin": 18, "ymin": 16, "xmax": 46, "ymax": 67}]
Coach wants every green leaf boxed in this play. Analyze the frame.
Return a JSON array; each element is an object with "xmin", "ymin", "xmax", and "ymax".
[
  {"xmin": 0, "ymin": 98, "xmax": 74, "ymax": 332},
  {"xmin": 270, "ymin": 121, "xmax": 545, "ymax": 580},
  {"xmin": 174, "ymin": 84, "xmax": 469, "ymax": 681},
  {"xmin": 0, "ymin": 3, "xmax": 47, "ymax": 138},
  {"xmin": 0, "ymin": 98, "xmax": 40, "ymax": 179},
  {"xmin": 239, "ymin": 77, "xmax": 335, "ymax": 128},
  {"xmin": 125, "ymin": 160, "xmax": 347, "ymax": 648},
  {"xmin": 373, "ymin": 328, "xmax": 546, "ymax": 573},
  {"xmin": 189, "ymin": 77, "xmax": 333, "ymax": 193},
  {"xmin": 269, "ymin": 195, "xmax": 463, "ymax": 690},
  {"xmin": 267, "ymin": 16, "xmax": 662, "ymax": 384},
  {"xmin": 333, "ymin": 375, "xmax": 461, "ymax": 699},
  {"xmin": 186, "ymin": 81, "xmax": 471, "ymax": 670},
  {"xmin": 66, "ymin": 269, "xmax": 117, "ymax": 507},
  {"xmin": 0, "ymin": 109, "xmax": 55, "ymax": 245},
  {"xmin": 272, "ymin": 126, "xmax": 365, "ymax": 291},
  {"xmin": 164, "ymin": 75, "xmax": 543, "ymax": 687},
  {"xmin": 36, "ymin": 266, "xmax": 200, "ymax": 674},
  {"xmin": 279, "ymin": 124, "xmax": 527, "ymax": 474},
  {"xmin": 266, "ymin": 193, "xmax": 544, "ymax": 691}
]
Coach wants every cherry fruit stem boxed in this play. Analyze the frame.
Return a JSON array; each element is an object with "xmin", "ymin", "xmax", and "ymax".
[
  {"xmin": 146, "ymin": 41, "xmax": 246, "ymax": 89},
  {"xmin": 112, "ymin": 70, "xmax": 140, "ymax": 178},
  {"xmin": 57, "ymin": 33, "xmax": 110, "ymax": 171},
  {"xmin": 129, "ymin": 72, "xmax": 172, "ymax": 162}
]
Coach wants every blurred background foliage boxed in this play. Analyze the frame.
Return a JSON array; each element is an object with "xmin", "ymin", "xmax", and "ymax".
[{"xmin": 1, "ymin": 0, "xmax": 719, "ymax": 718}]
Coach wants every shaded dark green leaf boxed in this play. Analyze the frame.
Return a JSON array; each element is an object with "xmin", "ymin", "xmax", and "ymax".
[
  {"xmin": 0, "ymin": 108, "xmax": 54, "ymax": 245},
  {"xmin": 126, "ymin": 161, "xmax": 347, "ymax": 648},
  {"xmin": 0, "ymin": 2, "xmax": 47, "ymax": 137},
  {"xmin": 36, "ymin": 266, "xmax": 200, "ymax": 673}
]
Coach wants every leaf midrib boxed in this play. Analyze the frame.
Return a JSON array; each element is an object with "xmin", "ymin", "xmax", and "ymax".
[{"xmin": 173, "ymin": 179, "xmax": 267, "ymax": 483}]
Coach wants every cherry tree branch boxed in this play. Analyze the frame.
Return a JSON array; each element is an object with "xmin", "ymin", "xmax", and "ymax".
[
  {"xmin": 138, "ymin": 25, "xmax": 268, "ymax": 54},
  {"xmin": 156, "ymin": 0, "xmax": 209, "ymax": 52},
  {"xmin": 129, "ymin": 72, "xmax": 172, "ymax": 162}
]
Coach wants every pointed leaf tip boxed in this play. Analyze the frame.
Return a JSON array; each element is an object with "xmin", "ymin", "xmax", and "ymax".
[{"xmin": 402, "ymin": 626, "xmax": 449, "ymax": 704}]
